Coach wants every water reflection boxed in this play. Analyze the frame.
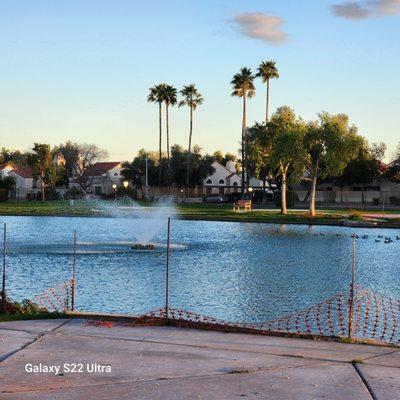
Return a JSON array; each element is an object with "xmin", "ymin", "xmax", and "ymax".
[{"xmin": 1, "ymin": 216, "xmax": 399, "ymax": 322}]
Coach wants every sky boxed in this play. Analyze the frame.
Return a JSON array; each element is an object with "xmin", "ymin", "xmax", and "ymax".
[{"xmin": 0, "ymin": 0, "xmax": 399, "ymax": 161}]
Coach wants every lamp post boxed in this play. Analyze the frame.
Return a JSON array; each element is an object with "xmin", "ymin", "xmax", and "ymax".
[
  {"xmin": 112, "ymin": 184, "xmax": 117, "ymax": 201},
  {"xmin": 123, "ymin": 181, "xmax": 129, "ymax": 189},
  {"xmin": 145, "ymin": 152, "xmax": 148, "ymax": 200},
  {"xmin": 248, "ymin": 186, "xmax": 253, "ymax": 201}
]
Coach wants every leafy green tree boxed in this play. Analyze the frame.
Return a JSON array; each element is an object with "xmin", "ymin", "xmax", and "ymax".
[
  {"xmin": 123, "ymin": 146, "xmax": 214, "ymax": 190},
  {"xmin": 256, "ymin": 60, "xmax": 279, "ymax": 123},
  {"xmin": 148, "ymin": 84, "xmax": 167, "ymax": 187},
  {"xmin": 0, "ymin": 147, "xmax": 29, "ymax": 167},
  {"xmin": 121, "ymin": 149, "xmax": 158, "ymax": 197},
  {"xmin": 370, "ymin": 142, "xmax": 387, "ymax": 162},
  {"xmin": 231, "ymin": 67, "xmax": 256, "ymax": 196},
  {"xmin": 247, "ymin": 122, "xmax": 272, "ymax": 188},
  {"xmin": 304, "ymin": 113, "xmax": 361, "ymax": 216},
  {"xmin": 27, "ymin": 143, "xmax": 56, "ymax": 201},
  {"xmin": 270, "ymin": 129, "xmax": 308, "ymax": 214},
  {"xmin": 247, "ymin": 107, "xmax": 302, "ymax": 193},
  {"xmin": 212, "ymin": 151, "xmax": 236, "ymax": 165},
  {"xmin": 169, "ymin": 145, "xmax": 214, "ymax": 187},
  {"xmin": 387, "ymin": 142, "xmax": 400, "ymax": 183},
  {"xmin": 178, "ymin": 84, "xmax": 204, "ymax": 193},
  {"xmin": 55, "ymin": 141, "xmax": 80, "ymax": 187}
]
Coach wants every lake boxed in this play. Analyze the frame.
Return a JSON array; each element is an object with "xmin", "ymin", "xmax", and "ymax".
[{"xmin": 2, "ymin": 215, "xmax": 400, "ymax": 323}]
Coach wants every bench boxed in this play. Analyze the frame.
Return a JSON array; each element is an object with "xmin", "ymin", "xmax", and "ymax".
[{"xmin": 233, "ymin": 200, "xmax": 252, "ymax": 212}]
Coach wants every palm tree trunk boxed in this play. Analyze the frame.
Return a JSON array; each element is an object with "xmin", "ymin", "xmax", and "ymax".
[
  {"xmin": 158, "ymin": 102, "xmax": 162, "ymax": 189},
  {"xmin": 281, "ymin": 168, "xmax": 287, "ymax": 214},
  {"xmin": 186, "ymin": 106, "xmax": 193, "ymax": 200},
  {"xmin": 241, "ymin": 91, "xmax": 247, "ymax": 199},
  {"xmin": 266, "ymin": 79, "xmax": 270, "ymax": 123},
  {"xmin": 309, "ymin": 160, "xmax": 319, "ymax": 216},
  {"xmin": 166, "ymin": 104, "xmax": 170, "ymax": 186}
]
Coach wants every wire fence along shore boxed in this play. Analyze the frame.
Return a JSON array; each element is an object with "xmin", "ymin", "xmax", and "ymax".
[{"xmin": 1, "ymin": 220, "xmax": 399, "ymax": 346}]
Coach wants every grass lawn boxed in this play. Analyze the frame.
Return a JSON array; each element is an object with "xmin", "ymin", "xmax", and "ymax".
[{"xmin": 0, "ymin": 200, "xmax": 399, "ymax": 226}]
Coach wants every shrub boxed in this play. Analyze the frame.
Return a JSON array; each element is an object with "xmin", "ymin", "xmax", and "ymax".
[
  {"xmin": 65, "ymin": 186, "xmax": 85, "ymax": 200},
  {"xmin": 46, "ymin": 188, "xmax": 62, "ymax": 201},
  {"xmin": 389, "ymin": 196, "xmax": 400, "ymax": 206},
  {"xmin": 1, "ymin": 297, "xmax": 47, "ymax": 315}
]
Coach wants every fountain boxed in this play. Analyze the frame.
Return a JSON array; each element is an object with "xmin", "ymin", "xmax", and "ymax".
[{"xmin": 81, "ymin": 196, "xmax": 178, "ymax": 250}]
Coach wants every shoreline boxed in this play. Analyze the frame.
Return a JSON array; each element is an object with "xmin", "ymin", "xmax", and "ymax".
[{"xmin": 1, "ymin": 210, "xmax": 400, "ymax": 229}]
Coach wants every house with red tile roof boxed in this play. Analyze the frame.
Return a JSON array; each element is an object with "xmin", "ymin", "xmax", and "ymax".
[
  {"xmin": 70, "ymin": 161, "xmax": 124, "ymax": 196},
  {"xmin": 7, "ymin": 167, "xmax": 39, "ymax": 199}
]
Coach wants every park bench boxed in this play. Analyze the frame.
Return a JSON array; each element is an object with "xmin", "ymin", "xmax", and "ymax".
[{"xmin": 233, "ymin": 200, "xmax": 252, "ymax": 212}]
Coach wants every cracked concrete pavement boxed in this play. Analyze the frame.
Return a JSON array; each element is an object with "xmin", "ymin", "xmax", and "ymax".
[{"xmin": 0, "ymin": 318, "xmax": 399, "ymax": 399}]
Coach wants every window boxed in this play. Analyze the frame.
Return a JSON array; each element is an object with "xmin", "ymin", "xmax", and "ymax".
[
  {"xmin": 114, "ymin": 173, "xmax": 118, "ymax": 176},
  {"xmin": 94, "ymin": 186, "xmax": 102, "ymax": 196},
  {"xmin": 233, "ymin": 182, "xmax": 238, "ymax": 186},
  {"xmin": 206, "ymin": 179, "xmax": 212, "ymax": 184},
  {"xmin": 219, "ymin": 179, "xmax": 225, "ymax": 184}
]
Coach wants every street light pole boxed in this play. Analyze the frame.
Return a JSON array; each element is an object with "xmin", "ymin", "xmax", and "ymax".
[{"xmin": 145, "ymin": 152, "xmax": 148, "ymax": 199}]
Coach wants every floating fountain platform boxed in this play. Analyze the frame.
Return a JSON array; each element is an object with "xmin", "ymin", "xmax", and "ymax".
[{"xmin": 131, "ymin": 243, "xmax": 155, "ymax": 250}]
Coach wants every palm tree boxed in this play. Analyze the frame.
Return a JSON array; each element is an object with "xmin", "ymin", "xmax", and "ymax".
[
  {"xmin": 178, "ymin": 84, "xmax": 204, "ymax": 198},
  {"xmin": 147, "ymin": 84, "xmax": 166, "ymax": 187},
  {"xmin": 163, "ymin": 85, "xmax": 177, "ymax": 181},
  {"xmin": 231, "ymin": 67, "xmax": 256, "ymax": 197},
  {"xmin": 256, "ymin": 60, "xmax": 279, "ymax": 123}
]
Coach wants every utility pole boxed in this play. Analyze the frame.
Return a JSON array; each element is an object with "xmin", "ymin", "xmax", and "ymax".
[
  {"xmin": 1, "ymin": 223, "xmax": 6, "ymax": 312},
  {"xmin": 165, "ymin": 217, "xmax": 171, "ymax": 323},
  {"xmin": 71, "ymin": 230, "xmax": 77, "ymax": 311},
  {"xmin": 348, "ymin": 236, "xmax": 356, "ymax": 340}
]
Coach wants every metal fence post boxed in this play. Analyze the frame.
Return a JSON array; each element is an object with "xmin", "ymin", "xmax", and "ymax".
[
  {"xmin": 165, "ymin": 217, "xmax": 171, "ymax": 323},
  {"xmin": 1, "ymin": 223, "xmax": 6, "ymax": 312},
  {"xmin": 71, "ymin": 230, "xmax": 77, "ymax": 311},
  {"xmin": 348, "ymin": 236, "xmax": 356, "ymax": 340}
]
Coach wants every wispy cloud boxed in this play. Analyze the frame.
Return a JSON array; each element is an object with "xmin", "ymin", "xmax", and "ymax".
[
  {"xmin": 331, "ymin": 0, "xmax": 400, "ymax": 19},
  {"xmin": 230, "ymin": 12, "xmax": 288, "ymax": 44}
]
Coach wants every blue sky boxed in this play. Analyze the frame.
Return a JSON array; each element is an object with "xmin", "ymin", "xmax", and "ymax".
[{"xmin": 0, "ymin": 0, "xmax": 399, "ymax": 161}]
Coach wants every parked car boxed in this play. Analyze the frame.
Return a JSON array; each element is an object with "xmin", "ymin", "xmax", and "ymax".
[
  {"xmin": 204, "ymin": 195, "xmax": 224, "ymax": 204},
  {"xmin": 225, "ymin": 192, "xmax": 242, "ymax": 203}
]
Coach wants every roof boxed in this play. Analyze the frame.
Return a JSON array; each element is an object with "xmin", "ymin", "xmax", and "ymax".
[
  {"xmin": 0, "ymin": 163, "xmax": 14, "ymax": 171},
  {"xmin": 84, "ymin": 162, "xmax": 121, "ymax": 176},
  {"xmin": 10, "ymin": 167, "xmax": 33, "ymax": 179}
]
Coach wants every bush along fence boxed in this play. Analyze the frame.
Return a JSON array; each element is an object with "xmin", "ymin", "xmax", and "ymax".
[{"xmin": 1, "ymin": 220, "xmax": 399, "ymax": 346}]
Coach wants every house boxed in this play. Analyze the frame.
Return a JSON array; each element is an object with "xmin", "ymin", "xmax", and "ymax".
[
  {"xmin": 70, "ymin": 162, "xmax": 123, "ymax": 196},
  {"xmin": 203, "ymin": 161, "xmax": 271, "ymax": 196},
  {"xmin": 8, "ymin": 167, "xmax": 40, "ymax": 199},
  {"xmin": 0, "ymin": 163, "xmax": 14, "ymax": 178}
]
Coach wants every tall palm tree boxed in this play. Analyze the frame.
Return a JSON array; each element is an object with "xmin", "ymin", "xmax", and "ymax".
[
  {"xmin": 163, "ymin": 85, "xmax": 177, "ymax": 179},
  {"xmin": 147, "ymin": 84, "xmax": 166, "ymax": 187},
  {"xmin": 256, "ymin": 60, "xmax": 279, "ymax": 123},
  {"xmin": 231, "ymin": 67, "xmax": 256, "ymax": 197},
  {"xmin": 178, "ymin": 84, "xmax": 204, "ymax": 197}
]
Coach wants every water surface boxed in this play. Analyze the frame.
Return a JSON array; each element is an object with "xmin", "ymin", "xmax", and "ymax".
[{"xmin": 2, "ymin": 216, "xmax": 399, "ymax": 322}]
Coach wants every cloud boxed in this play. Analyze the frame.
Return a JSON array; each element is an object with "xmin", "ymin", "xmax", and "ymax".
[
  {"xmin": 331, "ymin": 0, "xmax": 400, "ymax": 19},
  {"xmin": 231, "ymin": 12, "xmax": 288, "ymax": 44}
]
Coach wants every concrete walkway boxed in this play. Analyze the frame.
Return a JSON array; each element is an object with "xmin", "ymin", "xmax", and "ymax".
[{"xmin": 0, "ymin": 318, "xmax": 399, "ymax": 399}]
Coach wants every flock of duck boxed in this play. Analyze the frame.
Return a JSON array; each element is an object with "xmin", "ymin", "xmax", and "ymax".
[{"xmin": 313, "ymin": 232, "xmax": 400, "ymax": 244}]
